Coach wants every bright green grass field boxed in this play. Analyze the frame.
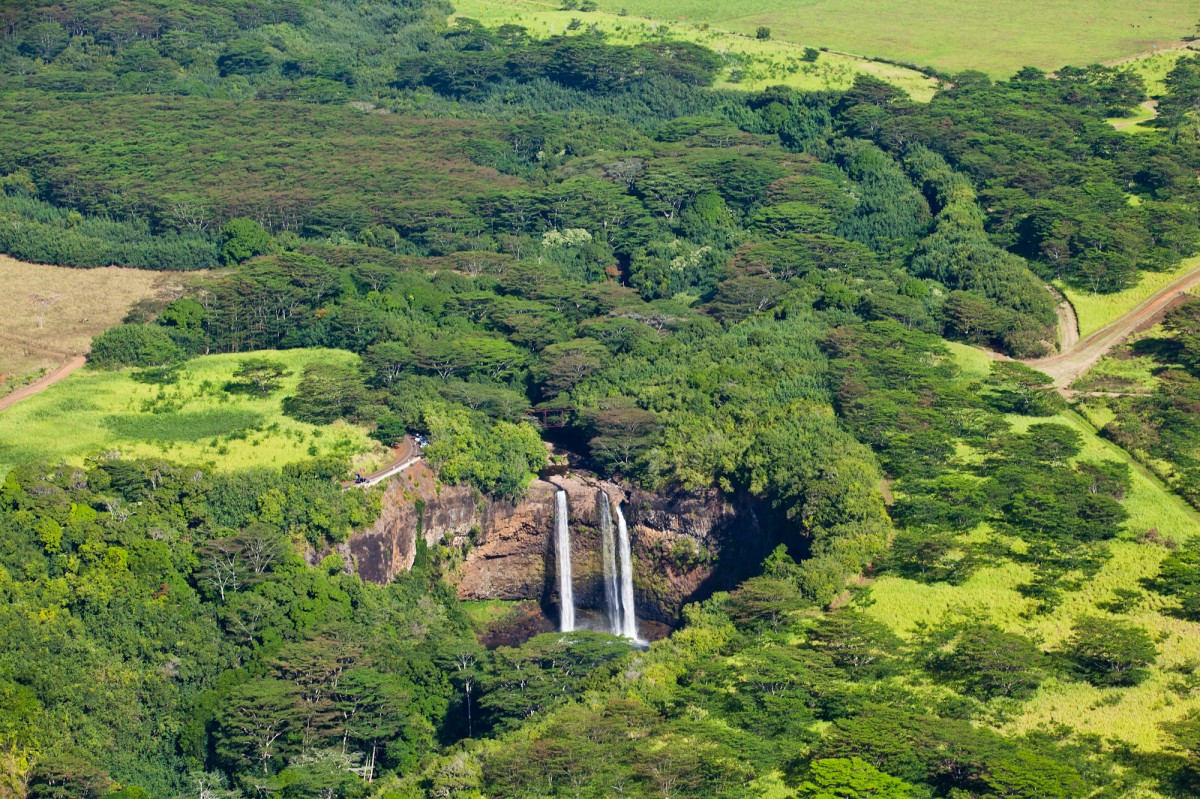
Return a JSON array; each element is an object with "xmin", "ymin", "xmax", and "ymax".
[
  {"xmin": 1106, "ymin": 100, "xmax": 1159, "ymax": 132},
  {"xmin": 1060, "ymin": 255, "xmax": 1200, "ymax": 339},
  {"xmin": 0, "ymin": 349, "xmax": 381, "ymax": 477},
  {"xmin": 585, "ymin": 0, "xmax": 1196, "ymax": 76},
  {"xmin": 1117, "ymin": 44, "xmax": 1200, "ymax": 95},
  {"xmin": 451, "ymin": 0, "xmax": 938, "ymax": 99},
  {"xmin": 943, "ymin": 340, "xmax": 994, "ymax": 381},
  {"xmin": 863, "ymin": 346, "xmax": 1200, "ymax": 750}
]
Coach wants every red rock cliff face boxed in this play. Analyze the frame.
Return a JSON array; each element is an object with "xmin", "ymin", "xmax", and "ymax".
[
  {"xmin": 624, "ymin": 485, "xmax": 763, "ymax": 623},
  {"xmin": 341, "ymin": 461, "xmax": 479, "ymax": 584},
  {"xmin": 455, "ymin": 478, "xmax": 556, "ymax": 601},
  {"xmin": 344, "ymin": 466, "xmax": 763, "ymax": 627}
]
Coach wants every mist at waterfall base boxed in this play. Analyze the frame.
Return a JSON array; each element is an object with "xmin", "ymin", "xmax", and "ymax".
[{"xmin": 554, "ymin": 489, "xmax": 646, "ymax": 644}]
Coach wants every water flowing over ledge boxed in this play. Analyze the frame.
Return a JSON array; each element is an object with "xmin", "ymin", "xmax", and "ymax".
[{"xmin": 555, "ymin": 489, "xmax": 575, "ymax": 632}]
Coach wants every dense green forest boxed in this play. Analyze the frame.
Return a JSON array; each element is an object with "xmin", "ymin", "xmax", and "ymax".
[{"xmin": 3, "ymin": 1, "xmax": 1200, "ymax": 798}]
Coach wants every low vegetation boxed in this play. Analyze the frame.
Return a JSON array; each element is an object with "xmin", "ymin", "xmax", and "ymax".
[
  {"xmin": 0, "ymin": 256, "xmax": 174, "ymax": 378},
  {"xmin": 0, "ymin": 349, "xmax": 379, "ymax": 476},
  {"xmin": 1116, "ymin": 43, "xmax": 1200, "ymax": 95},
  {"xmin": 451, "ymin": 0, "xmax": 938, "ymax": 98},
  {"xmin": 1061, "ymin": 256, "xmax": 1200, "ymax": 339},
  {"xmin": 865, "ymin": 403, "xmax": 1200, "ymax": 750},
  {"xmin": 1076, "ymin": 298, "xmax": 1200, "ymax": 510},
  {"xmin": 588, "ymin": 0, "xmax": 1199, "ymax": 75}
]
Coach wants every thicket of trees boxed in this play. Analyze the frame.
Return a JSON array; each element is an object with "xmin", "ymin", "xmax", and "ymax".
[
  {"xmin": 0, "ymin": 192, "xmax": 218, "ymax": 270},
  {"xmin": 835, "ymin": 67, "xmax": 1200, "ymax": 293},
  {"xmin": 1, "ymin": 14, "xmax": 1196, "ymax": 312},
  {"xmin": 2, "ymin": 5, "xmax": 1200, "ymax": 798},
  {"xmin": 1, "ymin": 449, "xmax": 1172, "ymax": 799}
]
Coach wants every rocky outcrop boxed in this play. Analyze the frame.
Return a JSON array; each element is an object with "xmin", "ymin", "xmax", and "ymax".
[
  {"xmin": 344, "ymin": 465, "xmax": 766, "ymax": 631},
  {"xmin": 340, "ymin": 461, "xmax": 479, "ymax": 584},
  {"xmin": 624, "ymin": 485, "xmax": 765, "ymax": 623},
  {"xmin": 455, "ymin": 479, "xmax": 556, "ymax": 601}
]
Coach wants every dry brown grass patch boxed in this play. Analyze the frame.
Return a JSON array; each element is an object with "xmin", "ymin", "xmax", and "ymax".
[{"xmin": 0, "ymin": 256, "xmax": 194, "ymax": 377}]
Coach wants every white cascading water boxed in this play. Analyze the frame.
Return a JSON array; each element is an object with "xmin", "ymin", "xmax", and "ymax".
[
  {"xmin": 597, "ymin": 492, "xmax": 621, "ymax": 635},
  {"xmin": 555, "ymin": 489, "xmax": 576, "ymax": 631},
  {"xmin": 613, "ymin": 500, "xmax": 642, "ymax": 642}
]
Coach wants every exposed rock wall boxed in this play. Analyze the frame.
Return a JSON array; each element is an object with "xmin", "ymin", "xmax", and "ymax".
[
  {"xmin": 625, "ymin": 485, "xmax": 765, "ymax": 623},
  {"xmin": 344, "ymin": 466, "xmax": 765, "ymax": 628},
  {"xmin": 340, "ymin": 461, "xmax": 479, "ymax": 584},
  {"xmin": 455, "ymin": 479, "xmax": 556, "ymax": 601}
]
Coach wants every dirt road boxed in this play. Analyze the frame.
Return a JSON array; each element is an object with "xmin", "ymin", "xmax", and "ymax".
[
  {"xmin": 346, "ymin": 436, "xmax": 423, "ymax": 489},
  {"xmin": 1103, "ymin": 41, "xmax": 1196, "ymax": 67},
  {"xmin": 1026, "ymin": 265, "xmax": 1200, "ymax": 389},
  {"xmin": 1049, "ymin": 287, "xmax": 1079, "ymax": 353},
  {"xmin": 0, "ymin": 355, "xmax": 86, "ymax": 413}
]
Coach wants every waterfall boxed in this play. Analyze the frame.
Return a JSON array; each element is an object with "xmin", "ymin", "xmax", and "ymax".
[
  {"xmin": 598, "ymin": 492, "xmax": 621, "ymax": 635},
  {"xmin": 555, "ymin": 490, "xmax": 575, "ymax": 631},
  {"xmin": 614, "ymin": 500, "xmax": 642, "ymax": 642}
]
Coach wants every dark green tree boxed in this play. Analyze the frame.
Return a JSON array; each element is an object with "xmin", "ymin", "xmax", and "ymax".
[
  {"xmin": 922, "ymin": 621, "xmax": 1052, "ymax": 700},
  {"xmin": 227, "ymin": 358, "xmax": 291, "ymax": 395},
  {"xmin": 1063, "ymin": 615, "xmax": 1156, "ymax": 687},
  {"xmin": 283, "ymin": 362, "xmax": 368, "ymax": 424},
  {"xmin": 219, "ymin": 218, "xmax": 273, "ymax": 265}
]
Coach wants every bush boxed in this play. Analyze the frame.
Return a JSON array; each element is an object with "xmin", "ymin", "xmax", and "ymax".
[
  {"xmin": 219, "ymin": 218, "xmax": 273, "ymax": 265},
  {"xmin": 102, "ymin": 409, "xmax": 263, "ymax": 442},
  {"xmin": 89, "ymin": 324, "xmax": 184, "ymax": 369}
]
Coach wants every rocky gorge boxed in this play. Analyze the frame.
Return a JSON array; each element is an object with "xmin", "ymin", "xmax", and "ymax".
[{"xmin": 336, "ymin": 459, "xmax": 771, "ymax": 639}]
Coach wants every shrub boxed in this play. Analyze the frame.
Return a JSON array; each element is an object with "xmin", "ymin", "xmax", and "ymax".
[
  {"xmin": 89, "ymin": 324, "xmax": 184, "ymax": 369},
  {"xmin": 219, "ymin": 218, "xmax": 272, "ymax": 265}
]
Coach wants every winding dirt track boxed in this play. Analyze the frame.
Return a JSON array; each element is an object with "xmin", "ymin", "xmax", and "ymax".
[
  {"xmin": 1026, "ymin": 265, "xmax": 1200, "ymax": 389},
  {"xmin": 1103, "ymin": 41, "xmax": 1196, "ymax": 67},
  {"xmin": 1049, "ymin": 287, "xmax": 1079, "ymax": 353},
  {"xmin": 0, "ymin": 355, "xmax": 86, "ymax": 413},
  {"xmin": 345, "ymin": 436, "xmax": 423, "ymax": 489}
]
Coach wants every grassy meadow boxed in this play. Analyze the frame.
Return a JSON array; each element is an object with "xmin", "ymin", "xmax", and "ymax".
[
  {"xmin": 0, "ymin": 256, "xmax": 179, "ymax": 377},
  {"xmin": 451, "ymin": 0, "xmax": 938, "ymax": 99},
  {"xmin": 582, "ymin": 0, "xmax": 1197, "ymax": 76},
  {"xmin": 1115, "ymin": 43, "xmax": 1200, "ymax": 95},
  {"xmin": 1059, "ymin": 255, "xmax": 1200, "ymax": 339},
  {"xmin": 0, "ymin": 349, "xmax": 383, "ymax": 477},
  {"xmin": 1107, "ymin": 100, "xmax": 1160, "ymax": 132},
  {"xmin": 860, "ymin": 345, "xmax": 1200, "ymax": 751}
]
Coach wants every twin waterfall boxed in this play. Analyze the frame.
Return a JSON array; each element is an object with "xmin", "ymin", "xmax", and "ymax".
[
  {"xmin": 613, "ymin": 500, "xmax": 640, "ymax": 640},
  {"xmin": 554, "ymin": 488, "xmax": 641, "ymax": 642}
]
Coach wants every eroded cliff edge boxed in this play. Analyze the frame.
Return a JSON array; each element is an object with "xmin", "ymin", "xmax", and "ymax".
[{"xmin": 339, "ymin": 462, "xmax": 769, "ymax": 628}]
